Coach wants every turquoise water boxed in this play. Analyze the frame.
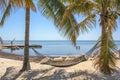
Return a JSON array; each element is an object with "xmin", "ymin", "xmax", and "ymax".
[{"xmin": 2, "ymin": 40, "xmax": 120, "ymax": 56}]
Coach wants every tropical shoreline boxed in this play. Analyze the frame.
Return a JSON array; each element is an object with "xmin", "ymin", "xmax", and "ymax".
[{"xmin": 0, "ymin": 51, "xmax": 120, "ymax": 79}]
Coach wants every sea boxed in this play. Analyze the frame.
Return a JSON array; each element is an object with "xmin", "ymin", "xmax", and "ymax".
[{"xmin": 1, "ymin": 40, "xmax": 120, "ymax": 57}]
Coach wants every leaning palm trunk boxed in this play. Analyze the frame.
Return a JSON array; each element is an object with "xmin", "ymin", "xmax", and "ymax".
[
  {"xmin": 20, "ymin": 8, "xmax": 31, "ymax": 71},
  {"xmin": 94, "ymin": 13, "xmax": 117, "ymax": 74},
  {"xmin": 93, "ymin": 0, "xmax": 117, "ymax": 74},
  {"xmin": 95, "ymin": 32, "xmax": 116, "ymax": 74}
]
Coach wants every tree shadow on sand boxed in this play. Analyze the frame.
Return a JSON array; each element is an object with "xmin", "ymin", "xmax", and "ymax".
[
  {"xmin": 68, "ymin": 70, "xmax": 120, "ymax": 80},
  {"xmin": 37, "ymin": 69, "xmax": 120, "ymax": 80},
  {"xmin": 0, "ymin": 67, "xmax": 23, "ymax": 80},
  {"xmin": 37, "ymin": 69, "xmax": 101, "ymax": 80},
  {"xmin": 36, "ymin": 69, "xmax": 67, "ymax": 80},
  {"xmin": 1, "ymin": 66, "xmax": 120, "ymax": 80},
  {"xmin": 21, "ymin": 67, "xmax": 54, "ymax": 80},
  {"xmin": 0, "ymin": 66, "xmax": 54, "ymax": 80}
]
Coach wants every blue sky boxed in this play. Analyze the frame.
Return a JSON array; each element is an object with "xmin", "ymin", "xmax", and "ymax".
[{"xmin": 0, "ymin": 5, "xmax": 120, "ymax": 41}]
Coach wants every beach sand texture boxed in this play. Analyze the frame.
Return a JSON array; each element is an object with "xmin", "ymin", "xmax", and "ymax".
[{"xmin": 0, "ymin": 52, "xmax": 120, "ymax": 80}]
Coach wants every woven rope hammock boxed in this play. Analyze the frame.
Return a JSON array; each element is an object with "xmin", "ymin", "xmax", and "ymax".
[
  {"xmin": 32, "ymin": 48, "xmax": 87, "ymax": 67},
  {"xmin": 41, "ymin": 55, "xmax": 87, "ymax": 67}
]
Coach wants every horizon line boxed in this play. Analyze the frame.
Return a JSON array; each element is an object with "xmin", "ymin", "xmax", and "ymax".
[{"xmin": 3, "ymin": 40, "xmax": 120, "ymax": 41}]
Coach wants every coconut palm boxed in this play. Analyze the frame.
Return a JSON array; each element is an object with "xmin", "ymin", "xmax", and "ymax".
[
  {"xmin": 93, "ymin": 0, "xmax": 118, "ymax": 74},
  {"xmin": 38, "ymin": 0, "xmax": 120, "ymax": 74},
  {"xmin": 20, "ymin": 0, "xmax": 36, "ymax": 72},
  {"xmin": 0, "ymin": 0, "xmax": 36, "ymax": 71}
]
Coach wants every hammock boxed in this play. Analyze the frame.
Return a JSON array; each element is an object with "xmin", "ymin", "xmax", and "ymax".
[
  {"xmin": 32, "ymin": 48, "xmax": 87, "ymax": 67},
  {"xmin": 41, "ymin": 55, "xmax": 87, "ymax": 67}
]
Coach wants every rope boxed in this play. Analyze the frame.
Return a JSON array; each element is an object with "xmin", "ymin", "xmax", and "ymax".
[
  {"xmin": 85, "ymin": 40, "xmax": 100, "ymax": 56},
  {"xmin": 31, "ymin": 48, "xmax": 45, "ymax": 57}
]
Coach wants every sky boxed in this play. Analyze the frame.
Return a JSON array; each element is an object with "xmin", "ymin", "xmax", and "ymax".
[{"xmin": 0, "ymin": 3, "xmax": 120, "ymax": 41}]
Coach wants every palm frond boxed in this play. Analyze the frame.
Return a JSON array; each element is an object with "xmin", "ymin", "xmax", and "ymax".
[
  {"xmin": 61, "ymin": 0, "xmax": 95, "ymax": 23},
  {"xmin": 38, "ymin": 0, "xmax": 96, "ymax": 45},
  {"xmin": 11, "ymin": 0, "xmax": 36, "ymax": 11},
  {"xmin": 115, "ymin": 0, "xmax": 120, "ymax": 11},
  {"xmin": 59, "ymin": 14, "xmax": 78, "ymax": 45},
  {"xmin": 38, "ymin": 0, "xmax": 57, "ymax": 22},
  {"xmin": 38, "ymin": 0, "xmax": 79, "ymax": 45},
  {"xmin": 0, "ymin": 0, "xmax": 36, "ymax": 26},
  {"xmin": 107, "ymin": 13, "xmax": 118, "ymax": 31},
  {"xmin": 0, "ymin": 1, "xmax": 11, "ymax": 26},
  {"xmin": 77, "ymin": 14, "xmax": 96, "ymax": 33}
]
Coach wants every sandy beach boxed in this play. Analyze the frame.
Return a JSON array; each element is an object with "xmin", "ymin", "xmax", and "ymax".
[
  {"xmin": 0, "ymin": 52, "xmax": 120, "ymax": 80},
  {"xmin": 1, "ymin": 0, "xmax": 120, "ymax": 80}
]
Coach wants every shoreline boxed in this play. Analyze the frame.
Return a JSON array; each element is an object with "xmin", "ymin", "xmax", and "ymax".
[
  {"xmin": 0, "ymin": 51, "xmax": 120, "ymax": 79},
  {"xmin": 0, "ymin": 51, "xmax": 44, "ymax": 62}
]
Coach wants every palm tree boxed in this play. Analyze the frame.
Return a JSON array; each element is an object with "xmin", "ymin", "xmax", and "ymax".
[
  {"xmin": 20, "ymin": 7, "xmax": 31, "ymax": 71},
  {"xmin": 20, "ymin": 0, "xmax": 36, "ymax": 72},
  {"xmin": 93, "ymin": 0, "xmax": 118, "ymax": 74},
  {"xmin": 0, "ymin": 0, "xmax": 36, "ymax": 71},
  {"xmin": 38, "ymin": 0, "xmax": 120, "ymax": 74}
]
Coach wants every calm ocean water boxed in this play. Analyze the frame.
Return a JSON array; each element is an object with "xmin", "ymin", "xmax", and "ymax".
[{"xmin": 2, "ymin": 40, "xmax": 120, "ymax": 56}]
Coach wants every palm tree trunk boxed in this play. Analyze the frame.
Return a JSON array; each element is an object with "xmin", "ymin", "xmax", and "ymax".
[
  {"xmin": 20, "ymin": 8, "xmax": 31, "ymax": 71},
  {"xmin": 100, "ymin": 0, "xmax": 107, "ymax": 60},
  {"xmin": 98, "ymin": 0, "xmax": 109, "ymax": 74},
  {"xmin": 98, "ymin": 0, "xmax": 116, "ymax": 74}
]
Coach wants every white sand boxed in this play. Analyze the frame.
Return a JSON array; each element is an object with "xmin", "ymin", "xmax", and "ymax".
[{"xmin": 0, "ymin": 58, "xmax": 120, "ymax": 80}]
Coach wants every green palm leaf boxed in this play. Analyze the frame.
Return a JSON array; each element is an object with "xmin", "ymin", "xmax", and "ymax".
[
  {"xmin": 0, "ymin": 1, "xmax": 11, "ymax": 26},
  {"xmin": 0, "ymin": 0, "xmax": 36, "ymax": 26},
  {"xmin": 39, "ymin": 0, "xmax": 95, "ymax": 45}
]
